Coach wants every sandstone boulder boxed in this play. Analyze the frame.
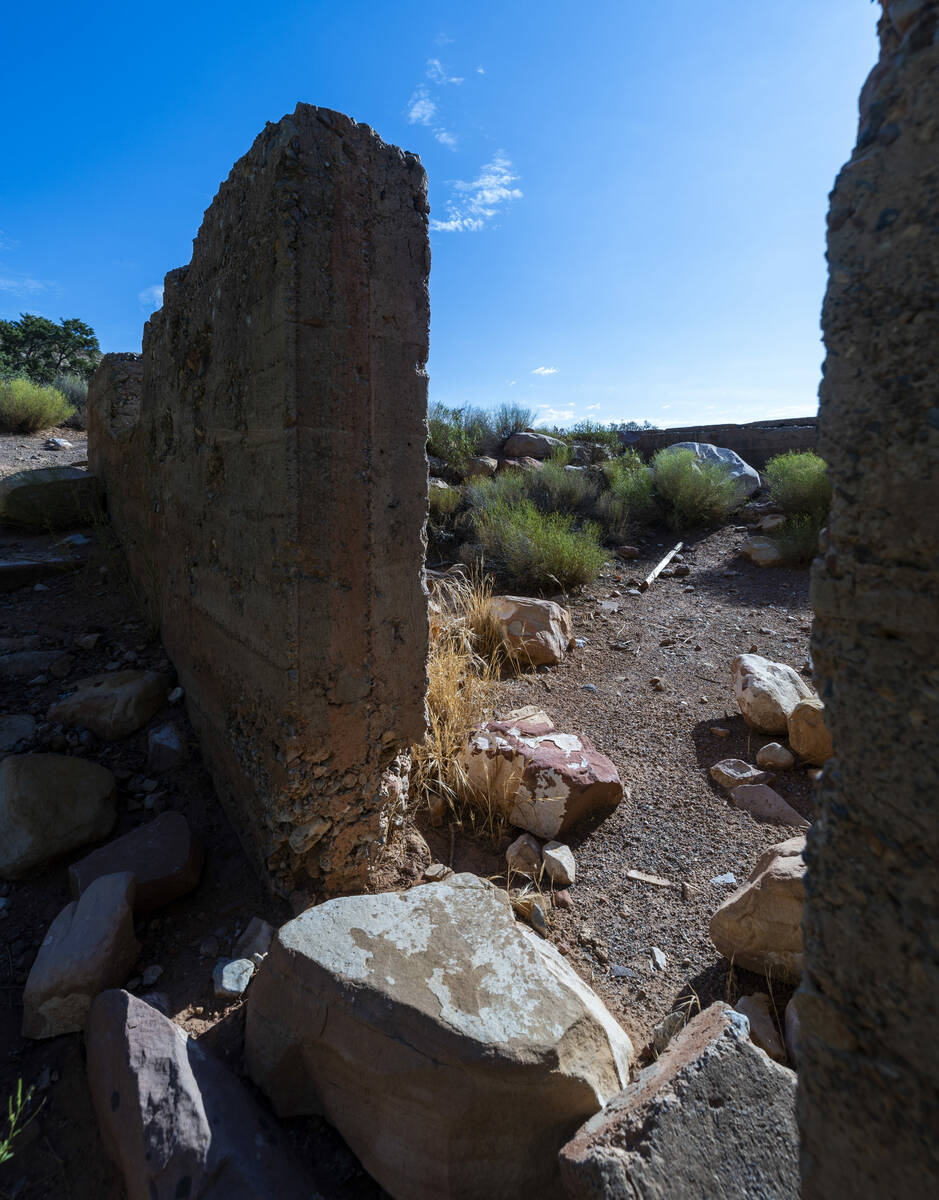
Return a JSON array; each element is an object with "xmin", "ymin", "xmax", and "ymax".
[
  {"xmin": 558, "ymin": 1002, "xmax": 798, "ymax": 1199},
  {"xmin": 68, "ymin": 811, "xmax": 203, "ymax": 912},
  {"xmin": 0, "ymin": 466, "xmax": 103, "ymax": 529},
  {"xmin": 48, "ymin": 669, "xmax": 169, "ymax": 739},
  {"xmin": 86, "ymin": 990, "xmax": 312, "ymax": 1200},
  {"xmin": 245, "ymin": 874, "xmax": 633, "ymax": 1200},
  {"xmin": 732, "ymin": 653, "xmax": 815, "ymax": 734},
  {"xmin": 787, "ymin": 696, "xmax": 833, "ymax": 765},
  {"xmin": 729, "ymin": 783, "xmax": 809, "ymax": 828},
  {"xmin": 463, "ymin": 455, "xmax": 497, "ymax": 478},
  {"xmin": 655, "ymin": 442, "xmax": 761, "ymax": 503},
  {"xmin": 459, "ymin": 717, "xmax": 623, "ymax": 839},
  {"xmin": 0, "ymin": 753, "xmax": 116, "ymax": 879},
  {"xmin": 756, "ymin": 742, "xmax": 795, "ymax": 771},
  {"xmin": 710, "ymin": 836, "xmax": 806, "ymax": 984},
  {"xmin": 741, "ymin": 535, "xmax": 784, "ymax": 567},
  {"xmin": 22, "ymin": 872, "xmax": 139, "ymax": 1038},
  {"xmin": 709, "ymin": 758, "xmax": 768, "ymax": 791},
  {"xmin": 503, "ymin": 430, "xmax": 566, "ymax": 459},
  {"xmin": 491, "ymin": 595, "xmax": 573, "ymax": 666}
]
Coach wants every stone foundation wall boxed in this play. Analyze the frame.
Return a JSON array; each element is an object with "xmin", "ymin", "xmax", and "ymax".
[
  {"xmin": 799, "ymin": 3, "xmax": 939, "ymax": 1194},
  {"xmin": 89, "ymin": 105, "xmax": 430, "ymax": 897}
]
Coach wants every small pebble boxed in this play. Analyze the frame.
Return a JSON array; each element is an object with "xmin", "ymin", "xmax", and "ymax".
[{"xmin": 650, "ymin": 946, "xmax": 668, "ymax": 971}]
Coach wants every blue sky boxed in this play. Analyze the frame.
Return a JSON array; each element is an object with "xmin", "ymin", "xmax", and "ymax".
[{"xmin": 1, "ymin": 1, "xmax": 876, "ymax": 428}]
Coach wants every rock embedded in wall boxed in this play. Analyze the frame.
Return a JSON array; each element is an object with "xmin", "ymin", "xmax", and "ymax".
[
  {"xmin": 88, "ymin": 105, "xmax": 430, "ymax": 897},
  {"xmin": 800, "ymin": 4, "xmax": 939, "ymax": 1196}
]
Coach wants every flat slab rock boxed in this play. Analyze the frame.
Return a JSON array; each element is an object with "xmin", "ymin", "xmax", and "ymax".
[
  {"xmin": 0, "ymin": 465, "xmax": 103, "ymax": 529},
  {"xmin": 68, "ymin": 811, "xmax": 203, "ymax": 912},
  {"xmin": 86, "ymin": 989, "xmax": 312, "ymax": 1200},
  {"xmin": 459, "ymin": 716, "xmax": 623, "ymax": 839},
  {"xmin": 559, "ymin": 1002, "xmax": 798, "ymax": 1199},
  {"xmin": 48, "ymin": 669, "xmax": 169, "ymax": 739},
  {"xmin": 0, "ymin": 753, "xmax": 116, "ymax": 879},
  {"xmin": 23, "ymin": 872, "xmax": 139, "ymax": 1039},
  {"xmin": 246, "ymin": 873, "xmax": 633, "ymax": 1200}
]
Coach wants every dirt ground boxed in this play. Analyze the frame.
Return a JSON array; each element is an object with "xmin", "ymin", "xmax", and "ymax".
[
  {"xmin": 0, "ymin": 473, "xmax": 814, "ymax": 1199},
  {"xmin": 0, "ymin": 430, "xmax": 88, "ymax": 481}
]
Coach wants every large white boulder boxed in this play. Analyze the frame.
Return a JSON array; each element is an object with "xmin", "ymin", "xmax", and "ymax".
[
  {"xmin": 656, "ymin": 442, "xmax": 761, "ymax": 503},
  {"xmin": 732, "ymin": 653, "xmax": 816, "ymax": 734},
  {"xmin": 710, "ymin": 836, "xmax": 806, "ymax": 984},
  {"xmin": 458, "ymin": 714, "xmax": 623, "ymax": 838},
  {"xmin": 491, "ymin": 595, "xmax": 573, "ymax": 666},
  {"xmin": 245, "ymin": 874, "xmax": 633, "ymax": 1200}
]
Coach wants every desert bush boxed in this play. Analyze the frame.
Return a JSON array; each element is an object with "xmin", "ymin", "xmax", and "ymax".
[
  {"xmin": 52, "ymin": 372, "xmax": 89, "ymax": 430},
  {"xmin": 473, "ymin": 498, "xmax": 606, "ymax": 592},
  {"xmin": 763, "ymin": 451, "xmax": 831, "ymax": 521},
  {"xmin": 775, "ymin": 514, "xmax": 823, "ymax": 565},
  {"xmin": 527, "ymin": 452, "xmax": 599, "ymax": 516},
  {"xmin": 594, "ymin": 451, "xmax": 657, "ymax": 540},
  {"xmin": 491, "ymin": 403, "xmax": 535, "ymax": 442},
  {"xmin": 428, "ymin": 483, "xmax": 462, "ymax": 523},
  {"xmin": 463, "ymin": 469, "xmax": 531, "ymax": 514},
  {"xmin": 0, "ymin": 377, "xmax": 74, "ymax": 434},
  {"xmin": 652, "ymin": 447, "xmax": 736, "ymax": 530}
]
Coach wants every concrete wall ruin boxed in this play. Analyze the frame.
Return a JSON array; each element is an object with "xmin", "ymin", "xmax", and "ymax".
[
  {"xmin": 621, "ymin": 417, "xmax": 817, "ymax": 469},
  {"xmin": 799, "ymin": 3, "xmax": 939, "ymax": 1194},
  {"xmin": 89, "ymin": 105, "xmax": 430, "ymax": 897}
]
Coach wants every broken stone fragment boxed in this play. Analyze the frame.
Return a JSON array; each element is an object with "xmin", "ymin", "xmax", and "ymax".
[
  {"xmin": 245, "ymin": 873, "xmax": 633, "ymax": 1200},
  {"xmin": 213, "ymin": 957, "xmax": 255, "ymax": 1001},
  {"xmin": 0, "ymin": 753, "xmax": 117, "ymax": 879},
  {"xmin": 709, "ymin": 758, "xmax": 768, "ymax": 791},
  {"xmin": 47, "ymin": 670, "xmax": 169, "ymax": 740},
  {"xmin": 735, "ymin": 992, "xmax": 787, "ymax": 1063},
  {"xmin": 787, "ymin": 696, "xmax": 833, "ymax": 766},
  {"xmin": 512, "ymin": 892, "xmax": 549, "ymax": 936},
  {"xmin": 490, "ymin": 595, "xmax": 573, "ymax": 666},
  {"xmin": 506, "ymin": 831, "xmax": 543, "ymax": 878},
  {"xmin": 422, "ymin": 861, "xmax": 452, "ymax": 883},
  {"xmin": 558, "ymin": 1002, "xmax": 798, "ymax": 1198},
  {"xmin": 729, "ymin": 783, "xmax": 809, "ymax": 828},
  {"xmin": 732, "ymin": 653, "xmax": 816, "ymax": 734},
  {"xmin": 756, "ymin": 742, "xmax": 796, "ymax": 771},
  {"xmin": 234, "ymin": 916, "xmax": 275, "ymax": 961},
  {"xmin": 86, "ymin": 990, "xmax": 313, "ymax": 1199},
  {"xmin": 741, "ymin": 534, "xmax": 784, "ymax": 567},
  {"xmin": 652, "ymin": 1009, "xmax": 684, "ymax": 1055},
  {"xmin": 542, "ymin": 840, "xmax": 576, "ymax": 887},
  {"xmin": 710, "ymin": 836, "xmax": 806, "ymax": 983},
  {"xmin": 68, "ymin": 812, "xmax": 203, "ymax": 913},
  {"xmin": 22, "ymin": 872, "xmax": 139, "ymax": 1039},
  {"xmin": 287, "ymin": 815, "xmax": 332, "ymax": 855},
  {"xmin": 147, "ymin": 721, "xmax": 187, "ymax": 771},
  {"xmin": 459, "ymin": 717, "xmax": 623, "ymax": 839}
]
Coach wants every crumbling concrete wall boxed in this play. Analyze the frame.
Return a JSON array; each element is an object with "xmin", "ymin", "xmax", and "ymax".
[
  {"xmin": 621, "ymin": 417, "xmax": 817, "ymax": 469},
  {"xmin": 89, "ymin": 104, "xmax": 429, "ymax": 897},
  {"xmin": 800, "ymin": 3, "xmax": 939, "ymax": 1195}
]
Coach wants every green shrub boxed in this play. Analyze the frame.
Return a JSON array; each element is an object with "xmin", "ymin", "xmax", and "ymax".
[
  {"xmin": 491, "ymin": 403, "xmax": 535, "ymax": 442},
  {"xmin": 464, "ymin": 470, "xmax": 531, "ymax": 514},
  {"xmin": 652, "ymin": 447, "xmax": 736, "ymax": 530},
  {"xmin": 595, "ymin": 452, "xmax": 656, "ymax": 540},
  {"xmin": 0, "ymin": 377, "xmax": 74, "ymax": 434},
  {"xmin": 473, "ymin": 498, "xmax": 606, "ymax": 592},
  {"xmin": 428, "ymin": 483, "xmax": 462, "ymax": 522},
  {"xmin": 527, "ymin": 454, "xmax": 599, "ymax": 516},
  {"xmin": 775, "ymin": 514, "xmax": 823, "ymax": 565},
  {"xmin": 52, "ymin": 372, "xmax": 89, "ymax": 430},
  {"xmin": 763, "ymin": 451, "xmax": 831, "ymax": 521},
  {"xmin": 427, "ymin": 402, "xmax": 500, "ymax": 468}
]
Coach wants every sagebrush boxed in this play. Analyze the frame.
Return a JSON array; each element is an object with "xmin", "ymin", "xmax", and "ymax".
[
  {"xmin": 763, "ymin": 451, "xmax": 831, "ymax": 521},
  {"xmin": 0, "ymin": 377, "xmax": 74, "ymax": 434},
  {"xmin": 595, "ymin": 451, "xmax": 656, "ymax": 539},
  {"xmin": 472, "ymin": 498, "xmax": 606, "ymax": 592},
  {"xmin": 652, "ymin": 447, "xmax": 736, "ymax": 530}
]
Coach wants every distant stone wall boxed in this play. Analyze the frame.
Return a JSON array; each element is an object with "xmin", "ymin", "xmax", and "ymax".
[
  {"xmin": 89, "ymin": 104, "xmax": 430, "ymax": 897},
  {"xmin": 799, "ymin": 3, "xmax": 939, "ymax": 1195},
  {"xmin": 620, "ymin": 417, "xmax": 817, "ymax": 468}
]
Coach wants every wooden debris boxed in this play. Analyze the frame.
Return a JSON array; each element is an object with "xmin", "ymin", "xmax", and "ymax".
[
  {"xmin": 639, "ymin": 541, "xmax": 684, "ymax": 592},
  {"xmin": 626, "ymin": 869, "xmax": 677, "ymax": 889}
]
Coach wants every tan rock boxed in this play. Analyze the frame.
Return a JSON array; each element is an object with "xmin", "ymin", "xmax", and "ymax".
[
  {"xmin": 729, "ymin": 783, "xmax": 810, "ymax": 828},
  {"xmin": 788, "ymin": 696, "xmax": 833, "ymax": 765},
  {"xmin": 741, "ymin": 535, "xmax": 783, "ymax": 567},
  {"xmin": 506, "ymin": 832, "xmax": 542, "ymax": 878},
  {"xmin": 709, "ymin": 758, "xmax": 767, "ymax": 791},
  {"xmin": 48, "ymin": 670, "xmax": 169, "ymax": 740},
  {"xmin": 732, "ymin": 653, "xmax": 816, "ymax": 734},
  {"xmin": 0, "ymin": 754, "xmax": 116, "ymax": 879},
  {"xmin": 735, "ymin": 993, "xmax": 786, "ymax": 1062},
  {"xmin": 245, "ymin": 874, "xmax": 633, "ymax": 1199},
  {"xmin": 463, "ymin": 456, "xmax": 497, "ymax": 478},
  {"xmin": 542, "ymin": 841, "xmax": 576, "ymax": 886},
  {"xmin": 710, "ymin": 836, "xmax": 806, "ymax": 983},
  {"xmin": 490, "ymin": 595, "xmax": 573, "ymax": 666},
  {"xmin": 756, "ymin": 742, "xmax": 795, "ymax": 771}
]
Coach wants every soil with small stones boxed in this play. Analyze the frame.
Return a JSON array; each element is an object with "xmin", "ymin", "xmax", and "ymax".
[
  {"xmin": 0, "ymin": 429, "xmax": 88, "ymax": 480},
  {"xmin": 0, "ymin": 485, "xmax": 813, "ymax": 1198}
]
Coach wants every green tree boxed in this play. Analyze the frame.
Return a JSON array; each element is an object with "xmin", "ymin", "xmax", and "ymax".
[{"xmin": 0, "ymin": 313, "xmax": 101, "ymax": 383}]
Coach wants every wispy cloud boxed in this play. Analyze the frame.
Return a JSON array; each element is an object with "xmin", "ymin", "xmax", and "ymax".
[
  {"xmin": 138, "ymin": 283, "xmax": 164, "ymax": 310},
  {"xmin": 407, "ymin": 86, "xmax": 437, "ymax": 126},
  {"xmin": 426, "ymin": 58, "xmax": 463, "ymax": 85},
  {"xmin": 431, "ymin": 153, "xmax": 523, "ymax": 233},
  {"xmin": 434, "ymin": 32, "xmax": 454, "ymax": 46},
  {"xmin": 533, "ymin": 407, "xmax": 575, "ymax": 427},
  {"xmin": 0, "ymin": 274, "xmax": 52, "ymax": 295},
  {"xmin": 586, "ymin": 403, "xmax": 601, "ymax": 410},
  {"xmin": 476, "ymin": 66, "xmax": 486, "ymax": 75},
  {"xmin": 435, "ymin": 129, "xmax": 458, "ymax": 149},
  {"xmin": 531, "ymin": 366, "xmax": 558, "ymax": 376}
]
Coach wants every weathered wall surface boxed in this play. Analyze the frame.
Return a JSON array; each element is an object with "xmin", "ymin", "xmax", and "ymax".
[
  {"xmin": 89, "ymin": 104, "xmax": 429, "ymax": 897},
  {"xmin": 800, "ymin": 3, "xmax": 939, "ymax": 1195},
  {"xmin": 621, "ymin": 417, "xmax": 817, "ymax": 469}
]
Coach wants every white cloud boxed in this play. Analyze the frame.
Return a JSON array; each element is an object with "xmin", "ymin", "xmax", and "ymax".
[
  {"xmin": 508, "ymin": 380, "xmax": 517, "ymax": 387},
  {"xmin": 0, "ymin": 276, "xmax": 49, "ymax": 295},
  {"xmin": 430, "ymin": 153, "xmax": 523, "ymax": 233},
  {"xmin": 531, "ymin": 366, "xmax": 558, "ymax": 376},
  {"xmin": 533, "ymin": 407, "xmax": 575, "ymax": 427},
  {"xmin": 426, "ymin": 58, "xmax": 463, "ymax": 85},
  {"xmin": 435, "ymin": 129, "xmax": 458, "ymax": 149},
  {"xmin": 434, "ymin": 32, "xmax": 454, "ymax": 46},
  {"xmin": 407, "ymin": 86, "xmax": 437, "ymax": 125},
  {"xmin": 586, "ymin": 403, "xmax": 601, "ymax": 410},
  {"xmin": 138, "ymin": 283, "xmax": 164, "ymax": 310},
  {"xmin": 476, "ymin": 66, "xmax": 486, "ymax": 74}
]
